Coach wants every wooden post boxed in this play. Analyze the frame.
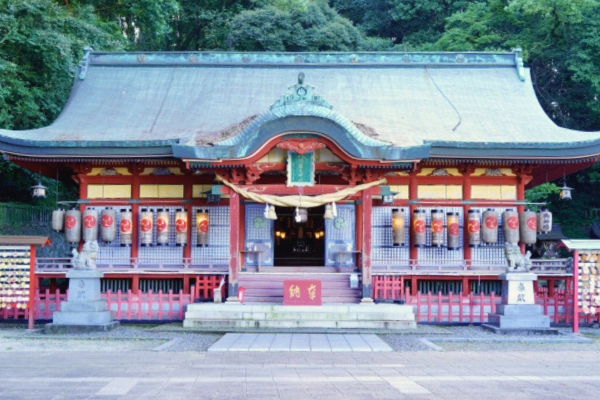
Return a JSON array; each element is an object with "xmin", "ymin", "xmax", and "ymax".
[
  {"xmin": 517, "ymin": 173, "xmax": 526, "ymax": 255},
  {"xmin": 461, "ymin": 166, "xmax": 473, "ymax": 268},
  {"xmin": 409, "ymin": 173, "xmax": 418, "ymax": 267},
  {"xmin": 573, "ymin": 250, "xmax": 579, "ymax": 334},
  {"xmin": 28, "ymin": 244, "xmax": 37, "ymax": 330},
  {"xmin": 227, "ymin": 189, "xmax": 240, "ymax": 301},
  {"xmin": 361, "ymin": 188, "xmax": 374, "ymax": 302}
]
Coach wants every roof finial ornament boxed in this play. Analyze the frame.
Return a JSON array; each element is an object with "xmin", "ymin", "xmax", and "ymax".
[
  {"xmin": 298, "ymin": 72, "xmax": 305, "ymax": 85},
  {"xmin": 270, "ymin": 72, "xmax": 332, "ymax": 110}
]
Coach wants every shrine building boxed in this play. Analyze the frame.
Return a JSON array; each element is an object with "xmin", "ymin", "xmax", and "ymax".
[{"xmin": 1, "ymin": 49, "xmax": 599, "ymax": 307}]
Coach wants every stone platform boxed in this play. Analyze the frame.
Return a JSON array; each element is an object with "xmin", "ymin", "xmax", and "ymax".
[
  {"xmin": 183, "ymin": 303, "xmax": 416, "ymax": 331},
  {"xmin": 45, "ymin": 270, "xmax": 118, "ymax": 334},
  {"xmin": 484, "ymin": 272, "xmax": 557, "ymax": 335}
]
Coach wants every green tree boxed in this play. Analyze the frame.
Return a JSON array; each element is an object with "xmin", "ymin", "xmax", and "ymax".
[
  {"xmin": 0, "ymin": 0, "xmax": 125, "ymax": 130},
  {"xmin": 331, "ymin": 0, "xmax": 485, "ymax": 48},
  {"xmin": 434, "ymin": 0, "xmax": 600, "ymax": 131},
  {"xmin": 168, "ymin": 0, "xmax": 255, "ymax": 50},
  {"xmin": 227, "ymin": 0, "xmax": 363, "ymax": 51},
  {"xmin": 71, "ymin": 0, "xmax": 180, "ymax": 50}
]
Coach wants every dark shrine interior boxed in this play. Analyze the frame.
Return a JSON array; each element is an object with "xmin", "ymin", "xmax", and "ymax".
[{"xmin": 273, "ymin": 206, "xmax": 325, "ymax": 266}]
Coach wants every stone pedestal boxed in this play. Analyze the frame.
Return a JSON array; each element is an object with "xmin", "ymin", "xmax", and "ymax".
[
  {"xmin": 482, "ymin": 272, "xmax": 557, "ymax": 335},
  {"xmin": 45, "ymin": 270, "xmax": 119, "ymax": 333}
]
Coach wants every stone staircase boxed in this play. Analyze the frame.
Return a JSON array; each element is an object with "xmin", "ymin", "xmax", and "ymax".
[
  {"xmin": 183, "ymin": 303, "xmax": 416, "ymax": 331},
  {"xmin": 237, "ymin": 271, "xmax": 361, "ymax": 304}
]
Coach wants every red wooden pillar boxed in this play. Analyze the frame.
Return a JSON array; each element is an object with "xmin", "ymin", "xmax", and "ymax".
[
  {"xmin": 28, "ymin": 244, "xmax": 37, "ymax": 330},
  {"xmin": 227, "ymin": 189, "xmax": 240, "ymax": 301},
  {"xmin": 517, "ymin": 173, "xmax": 527, "ymax": 255},
  {"xmin": 183, "ymin": 182, "xmax": 193, "ymax": 263},
  {"xmin": 131, "ymin": 275, "xmax": 139, "ymax": 294},
  {"xmin": 462, "ymin": 167, "xmax": 473, "ymax": 268},
  {"xmin": 573, "ymin": 250, "xmax": 579, "ymax": 333},
  {"xmin": 361, "ymin": 188, "xmax": 374, "ymax": 301},
  {"xmin": 131, "ymin": 168, "xmax": 140, "ymax": 264},
  {"xmin": 409, "ymin": 173, "xmax": 418, "ymax": 267}
]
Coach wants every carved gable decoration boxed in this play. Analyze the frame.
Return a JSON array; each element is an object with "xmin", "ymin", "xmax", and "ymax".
[
  {"xmin": 485, "ymin": 168, "xmax": 504, "ymax": 177},
  {"xmin": 431, "ymin": 168, "xmax": 450, "ymax": 176},
  {"xmin": 276, "ymin": 139, "xmax": 326, "ymax": 155},
  {"xmin": 270, "ymin": 72, "xmax": 333, "ymax": 110}
]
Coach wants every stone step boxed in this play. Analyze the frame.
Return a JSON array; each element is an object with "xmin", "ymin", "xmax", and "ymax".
[
  {"xmin": 183, "ymin": 319, "xmax": 416, "ymax": 330},
  {"xmin": 183, "ymin": 303, "xmax": 416, "ymax": 331}
]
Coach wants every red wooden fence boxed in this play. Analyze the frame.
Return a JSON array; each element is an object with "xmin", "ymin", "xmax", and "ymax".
[
  {"xmin": 2, "ymin": 282, "xmax": 599, "ymax": 325},
  {"xmin": 372, "ymin": 276, "xmax": 600, "ymax": 325}
]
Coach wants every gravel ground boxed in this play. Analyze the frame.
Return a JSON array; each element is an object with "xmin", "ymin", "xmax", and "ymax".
[
  {"xmin": 0, "ymin": 323, "xmax": 223, "ymax": 352},
  {"xmin": 1, "ymin": 322, "xmax": 599, "ymax": 352}
]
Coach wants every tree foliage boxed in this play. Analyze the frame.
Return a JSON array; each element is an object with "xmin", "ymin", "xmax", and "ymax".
[{"xmin": 227, "ymin": 0, "xmax": 363, "ymax": 51}]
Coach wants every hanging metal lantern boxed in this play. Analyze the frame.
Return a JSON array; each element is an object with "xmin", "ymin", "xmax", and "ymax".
[
  {"xmin": 467, "ymin": 209, "xmax": 481, "ymax": 248},
  {"xmin": 502, "ymin": 209, "xmax": 519, "ymax": 244},
  {"xmin": 430, "ymin": 209, "xmax": 445, "ymax": 247},
  {"xmin": 447, "ymin": 212, "xmax": 460, "ymax": 250},
  {"xmin": 196, "ymin": 209, "xmax": 209, "ymax": 247},
  {"xmin": 175, "ymin": 208, "xmax": 188, "ymax": 246},
  {"xmin": 520, "ymin": 209, "xmax": 537, "ymax": 245},
  {"xmin": 64, "ymin": 209, "xmax": 81, "ymax": 244},
  {"xmin": 140, "ymin": 208, "xmax": 153, "ymax": 246},
  {"xmin": 82, "ymin": 209, "xmax": 99, "ymax": 242},
  {"xmin": 120, "ymin": 209, "xmax": 132, "ymax": 246},
  {"xmin": 412, "ymin": 209, "xmax": 426, "ymax": 248},
  {"xmin": 482, "ymin": 209, "xmax": 499, "ymax": 244},
  {"xmin": 100, "ymin": 208, "xmax": 117, "ymax": 243},
  {"xmin": 156, "ymin": 208, "xmax": 170, "ymax": 246},
  {"xmin": 559, "ymin": 183, "xmax": 573, "ymax": 200},
  {"xmin": 537, "ymin": 208, "xmax": 553, "ymax": 234},
  {"xmin": 392, "ymin": 208, "xmax": 405, "ymax": 246},
  {"xmin": 31, "ymin": 182, "xmax": 47, "ymax": 198},
  {"xmin": 52, "ymin": 209, "xmax": 65, "ymax": 232}
]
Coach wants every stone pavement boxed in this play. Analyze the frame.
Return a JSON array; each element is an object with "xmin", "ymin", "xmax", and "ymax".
[
  {"xmin": 208, "ymin": 333, "xmax": 393, "ymax": 352},
  {"xmin": 2, "ymin": 349, "xmax": 600, "ymax": 399}
]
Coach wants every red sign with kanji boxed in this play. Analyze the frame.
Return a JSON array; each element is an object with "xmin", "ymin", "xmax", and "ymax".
[{"xmin": 283, "ymin": 280, "xmax": 322, "ymax": 306}]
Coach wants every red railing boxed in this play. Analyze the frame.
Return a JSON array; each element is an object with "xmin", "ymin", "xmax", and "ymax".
[
  {"xmin": 371, "ymin": 258, "xmax": 571, "ymax": 274},
  {"xmin": 35, "ymin": 257, "xmax": 229, "ymax": 272},
  {"xmin": 372, "ymin": 276, "xmax": 599, "ymax": 325},
  {"xmin": 5, "ymin": 288, "xmax": 197, "ymax": 321}
]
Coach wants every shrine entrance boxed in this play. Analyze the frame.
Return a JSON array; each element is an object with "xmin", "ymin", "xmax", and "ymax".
[{"xmin": 274, "ymin": 206, "xmax": 325, "ymax": 266}]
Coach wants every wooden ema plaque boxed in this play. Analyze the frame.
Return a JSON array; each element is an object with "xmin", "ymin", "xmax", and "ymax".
[{"xmin": 283, "ymin": 280, "xmax": 322, "ymax": 306}]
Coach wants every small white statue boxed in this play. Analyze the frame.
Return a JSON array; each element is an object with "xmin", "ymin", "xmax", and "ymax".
[
  {"xmin": 71, "ymin": 241, "xmax": 99, "ymax": 270},
  {"xmin": 504, "ymin": 243, "xmax": 532, "ymax": 272}
]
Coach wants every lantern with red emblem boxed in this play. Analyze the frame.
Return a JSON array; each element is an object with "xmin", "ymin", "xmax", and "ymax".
[
  {"xmin": 82, "ymin": 209, "xmax": 98, "ymax": 242},
  {"xmin": 520, "ymin": 210, "xmax": 537, "ymax": 245},
  {"xmin": 100, "ymin": 208, "xmax": 117, "ymax": 243},
  {"xmin": 119, "ymin": 209, "xmax": 132, "ymax": 246},
  {"xmin": 467, "ymin": 209, "xmax": 481, "ymax": 248},
  {"xmin": 196, "ymin": 209, "xmax": 209, "ymax": 247},
  {"xmin": 431, "ymin": 209, "xmax": 445, "ymax": 247},
  {"xmin": 175, "ymin": 208, "xmax": 188, "ymax": 246},
  {"xmin": 140, "ymin": 208, "xmax": 154, "ymax": 246},
  {"xmin": 412, "ymin": 209, "xmax": 426, "ymax": 248},
  {"xmin": 156, "ymin": 209, "xmax": 170, "ymax": 246},
  {"xmin": 64, "ymin": 209, "xmax": 81, "ymax": 244},
  {"xmin": 446, "ymin": 212, "xmax": 460, "ymax": 250},
  {"xmin": 502, "ymin": 209, "xmax": 519, "ymax": 244},
  {"xmin": 481, "ymin": 209, "xmax": 498, "ymax": 244}
]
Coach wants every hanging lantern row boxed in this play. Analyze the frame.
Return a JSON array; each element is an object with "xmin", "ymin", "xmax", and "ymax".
[
  {"xmin": 391, "ymin": 208, "xmax": 552, "ymax": 248},
  {"xmin": 55, "ymin": 207, "xmax": 205, "ymax": 247}
]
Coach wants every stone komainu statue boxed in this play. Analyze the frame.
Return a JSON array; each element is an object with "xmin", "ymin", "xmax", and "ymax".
[
  {"xmin": 504, "ymin": 242, "xmax": 532, "ymax": 272},
  {"xmin": 71, "ymin": 240, "xmax": 99, "ymax": 270}
]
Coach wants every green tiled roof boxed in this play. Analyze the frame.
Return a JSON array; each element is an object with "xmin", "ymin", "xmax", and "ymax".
[{"xmin": 1, "ymin": 49, "xmax": 600, "ymax": 161}]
